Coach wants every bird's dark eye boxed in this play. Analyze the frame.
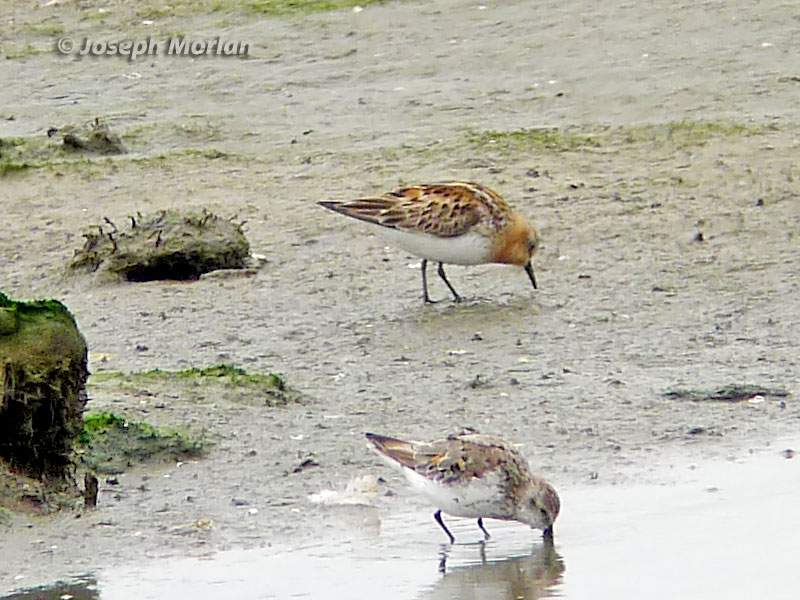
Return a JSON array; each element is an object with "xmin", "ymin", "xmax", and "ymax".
[{"xmin": 540, "ymin": 508, "xmax": 548, "ymax": 518}]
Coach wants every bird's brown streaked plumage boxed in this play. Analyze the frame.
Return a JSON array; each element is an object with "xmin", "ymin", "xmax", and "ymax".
[
  {"xmin": 319, "ymin": 181, "xmax": 540, "ymax": 303},
  {"xmin": 366, "ymin": 432, "xmax": 560, "ymax": 543},
  {"xmin": 320, "ymin": 182, "xmax": 512, "ymax": 238}
]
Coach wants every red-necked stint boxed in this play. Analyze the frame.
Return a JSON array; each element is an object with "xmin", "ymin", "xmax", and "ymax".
[
  {"xmin": 366, "ymin": 432, "xmax": 559, "ymax": 543},
  {"xmin": 319, "ymin": 181, "xmax": 540, "ymax": 303}
]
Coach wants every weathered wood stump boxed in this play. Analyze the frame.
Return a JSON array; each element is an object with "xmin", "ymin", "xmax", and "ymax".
[{"xmin": 0, "ymin": 291, "xmax": 88, "ymax": 480}]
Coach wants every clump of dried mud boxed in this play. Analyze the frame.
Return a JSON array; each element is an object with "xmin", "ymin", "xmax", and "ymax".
[{"xmin": 69, "ymin": 209, "xmax": 251, "ymax": 281}]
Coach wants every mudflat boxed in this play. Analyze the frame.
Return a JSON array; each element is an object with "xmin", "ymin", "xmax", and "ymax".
[{"xmin": 1, "ymin": 0, "xmax": 798, "ymax": 594}]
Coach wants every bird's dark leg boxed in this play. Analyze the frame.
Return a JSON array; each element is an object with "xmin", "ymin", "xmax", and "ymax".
[
  {"xmin": 421, "ymin": 259, "xmax": 437, "ymax": 304},
  {"xmin": 437, "ymin": 262, "xmax": 462, "ymax": 302},
  {"xmin": 434, "ymin": 510, "xmax": 455, "ymax": 544},
  {"xmin": 477, "ymin": 517, "xmax": 491, "ymax": 540}
]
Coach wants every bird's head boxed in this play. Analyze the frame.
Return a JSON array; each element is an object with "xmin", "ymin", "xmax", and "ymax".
[
  {"xmin": 523, "ymin": 224, "xmax": 540, "ymax": 289},
  {"xmin": 517, "ymin": 480, "xmax": 560, "ymax": 539}
]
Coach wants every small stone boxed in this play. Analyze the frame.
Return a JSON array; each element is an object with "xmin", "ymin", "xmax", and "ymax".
[{"xmin": 782, "ymin": 448, "xmax": 795, "ymax": 459}]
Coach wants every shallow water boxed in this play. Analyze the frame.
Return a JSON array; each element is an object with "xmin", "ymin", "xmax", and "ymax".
[{"xmin": 5, "ymin": 449, "xmax": 798, "ymax": 600}]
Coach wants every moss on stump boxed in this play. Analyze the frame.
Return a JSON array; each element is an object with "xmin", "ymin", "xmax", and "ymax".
[
  {"xmin": 0, "ymin": 291, "xmax": 88, "ymax": 479},
  {"xmin": 69, "ymin": 209, "xmax": 251, "ymax": 281}
]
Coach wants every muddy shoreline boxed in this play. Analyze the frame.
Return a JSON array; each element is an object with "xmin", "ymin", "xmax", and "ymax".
[{"xmin": 2, "ymin": 0, "xmax": 799, "ymax": 595}]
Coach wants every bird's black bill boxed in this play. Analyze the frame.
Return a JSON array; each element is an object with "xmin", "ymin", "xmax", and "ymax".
[
  {"xmin": 525, "ymin": 261, "xmax": 538, "ymax": 290},
  {"xmin": 543, "ymin": 525, "xmax": 554, "ymax": 544}
]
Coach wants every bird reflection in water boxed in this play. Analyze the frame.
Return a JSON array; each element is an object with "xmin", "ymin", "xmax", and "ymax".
[{"xmin": 433, "ymin": 540, "xmax": 564, "ymax": 600}]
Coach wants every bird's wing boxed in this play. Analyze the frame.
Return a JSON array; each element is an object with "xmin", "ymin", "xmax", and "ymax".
[
  {"xmin": 440, "ymin": 433, "xmax": 534, "ymax": 486},
  {"xmin": 367, "ymin": 432, "xmax": 533, "ymax": 491},
  {"xmin": 320, "ymin": 181, "xmax": 511, "ymax": 238},
  {"xmin": 366, "ymin": 434, "xmax": 456, "ymax": 480}
]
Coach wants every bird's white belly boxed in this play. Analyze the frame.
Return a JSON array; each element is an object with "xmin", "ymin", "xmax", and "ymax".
[
  {"xmin": 376, "ymin": 227, "xmax": 492, "ymax": 266},
  {"xmin": 403, "ymin": 468, "xmax": 507, "ymax": 518}
]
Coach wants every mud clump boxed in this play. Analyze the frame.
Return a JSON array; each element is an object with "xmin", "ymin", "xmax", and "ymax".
[
  {"xmin": 69, "ymin": 209, "xmax": 251, "ymax": 281},
  {"xmin": 47, "ymin": 118, "xmax": 126, "ymax": 155},
  {"xmin": 76, "ymin": 412, "xmax": 204, "ymax": 475},
  {"xmin": 0, "ymin": 291, "xmax": 88, "ymax": 480}
]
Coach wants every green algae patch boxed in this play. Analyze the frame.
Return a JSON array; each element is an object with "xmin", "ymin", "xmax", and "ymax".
[
  {"xmin": 467, "ymin": 128, "xmax": 600, "ymax": 153},
  {"xmin": 467, "ymin": 120, "xmax": 770, "ymax": 155},
  {"xmin": 138, "ymin": 364, "xmax": 289, "ymax": 390},
  {"xmin": 76, "ymin": 412, "xmax": 204, "ymax": 474},
  {"xmin": 69, "ymin": 209, "xmax": 251, "ymax": 282},
  {"xmin": 610, "ymin": 120, "xmax": 767, "ymax": 147},
  {"xmin": 244, "ymin": 0, "xmax": 409, "ymax": 16},
  {"xmin": 0, "ymin": 119, "xmax": 125, "ymax": 175},
  {"xmin": 0, "ymin": 135, "xmax": 65, "ymax": 175},
  {"xmin": 0, "ymin": 291, "xmax": 88, "ymax": 480},
  {"xmin": 89, "ymin": 364, "xmax": 301, "ymax": 407}
]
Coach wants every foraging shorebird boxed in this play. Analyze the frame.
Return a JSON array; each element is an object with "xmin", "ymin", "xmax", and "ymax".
[
  {"xmin": 366, "ymin": 432, "xmax": 560, "ymax": 543},
  {"xmin": 319, "ymin": 181, "xmax": 540, "ymax": 303}
]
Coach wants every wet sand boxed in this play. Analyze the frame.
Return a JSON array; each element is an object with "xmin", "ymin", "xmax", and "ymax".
[
  {"xmin": 1, "ymin": 0, "xmax": 799, "ymax": 595},
  {"xmin": 5, "ymin": 447, "xmax": 799, "ymax": 599}
]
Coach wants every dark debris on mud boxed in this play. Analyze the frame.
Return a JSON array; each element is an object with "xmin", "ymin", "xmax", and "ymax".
[{"xmin": 663, "ymin": 384, "xmax": 790, "ymax": 403}]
